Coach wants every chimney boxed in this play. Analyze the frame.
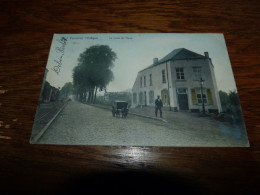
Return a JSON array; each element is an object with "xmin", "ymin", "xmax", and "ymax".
[
  {"xmin": 153, "ymin": 58, "xmax": 158, "ymax": 64},
  {"xmin": 204, "ymin": 52, "xmax": 209, "ymax": 58}
]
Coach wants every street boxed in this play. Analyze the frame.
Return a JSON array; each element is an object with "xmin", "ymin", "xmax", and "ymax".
[{"xmin": 37, "ymin": 100, "xmax": 248, "ymax": 146}]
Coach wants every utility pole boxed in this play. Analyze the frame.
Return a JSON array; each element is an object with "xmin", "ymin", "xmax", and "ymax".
[
  {"xmin": 166, "ymin": 61, "xmax": 171, "ymax": 111},
  {"xmin": 200, "ymin": 77, "xmax": 206, "ymax": 115}
]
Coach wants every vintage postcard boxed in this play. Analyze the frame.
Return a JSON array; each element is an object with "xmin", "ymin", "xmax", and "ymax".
[{"xmin": 30, "ymin": 33, "xmax": 249, "ymax": 147}]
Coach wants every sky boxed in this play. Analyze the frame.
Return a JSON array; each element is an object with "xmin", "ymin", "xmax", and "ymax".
[{"xmin": 45, "ymin": 33, "xmax": 237, "ymax": 94}]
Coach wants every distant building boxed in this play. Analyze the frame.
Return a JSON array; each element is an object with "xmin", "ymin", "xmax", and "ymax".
[
  {"xmin": 104, "ymin": 92, "xmax": 131, "ymax": 103},
  {"xmin": 132, "ymin": 48, "xmax": 222, "ymax": 113},
  {"xmin": 104, "ymin": 92, "xmax": 116, "ymax": 102}
]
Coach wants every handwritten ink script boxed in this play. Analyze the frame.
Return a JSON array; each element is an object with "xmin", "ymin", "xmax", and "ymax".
[{"xmin": 51, "ymin": 37, "xmax": 67, "ymax": 75}]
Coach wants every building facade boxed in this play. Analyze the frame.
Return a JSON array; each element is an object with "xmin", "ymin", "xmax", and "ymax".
[
  {"xmin": 104, "ymin": 92, "xmax": 132, "ymax": 103},
  {"xmin": 131, "ymin": 48, "xmax": 222, "ymax": 113}
]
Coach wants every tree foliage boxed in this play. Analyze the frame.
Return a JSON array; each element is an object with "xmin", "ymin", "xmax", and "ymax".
[
  {"xmin": 219, "ymin": 90, "xmax": 240, "ymax": 109},
  {"xmin": 219, "ymin": 90, "xmax": 242, "ymax": 123},
  {"xmin": 60, "ymin": 82, "xmax": 73, "ymax": 99},
  {"xmin": 229, "ymin": 90, "xmax": 240, "ymax": 106},
  {"xmin": 219, "ymin": 90, "xmax": 229, "ymax": 109},
  {"xmin": 72, "ymin": 45, "xmax": 117, "ymax": 103}
]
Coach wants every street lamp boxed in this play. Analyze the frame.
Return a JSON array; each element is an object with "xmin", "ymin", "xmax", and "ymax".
[{"xmin": 200, "ymin": 77, "xmax": 206, "ymax": 115}]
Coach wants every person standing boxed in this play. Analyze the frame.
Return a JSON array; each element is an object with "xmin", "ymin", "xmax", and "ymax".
[{"xmin": 155, "ymin": 95, "xmax": 163, "ymax": 117}]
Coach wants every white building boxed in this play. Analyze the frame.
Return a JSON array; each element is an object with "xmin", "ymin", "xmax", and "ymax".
[{"xmin": 131, "ymin": 48, "xmax": 222, "ymax": 113}]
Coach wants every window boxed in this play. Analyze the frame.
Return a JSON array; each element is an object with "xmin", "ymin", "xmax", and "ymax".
[
  {"xmin": 139, "ymin": 92, "xmax": 143, "ymax": 104},
  {"xmin": 140, "ymin": 77, "xmax": 142, "ymax": 88},
  {"xmin": 149, "ymin": 74, "xmax": 152, "ymax": 86},
  {"xmin": 162, "ymin": 70, "xmax": 166, "ymax": 83},
  {"xmin": 191, "ymin": 89, "xmax": 197, "ymax": 105},
  {"xmin": 196, "ymin": 88, "xmax": 207, "ymax": 104},
  {"xmin": 193, "ymin": 67, "xmax": 202, "ymax": 81},
  {"xmin": 149, "ymin": 90, "xmax": 154, "ymax": 104},
  {"xmin": 144, "ymin": 76, "xmax": 146, "ymax": 87},
  {"xmin": 176, "ymin": 68, "xmax": 185, "ymax": 80},
  {"xmin": 133, "ymin": 93, "xmax": 137, "ymax": 104}
]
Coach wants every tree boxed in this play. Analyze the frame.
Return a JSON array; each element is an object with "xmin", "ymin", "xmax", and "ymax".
[
  {"xmin": 219, "ymin": 90, "xmax": 229, "ymax": 111},
  {"xmin": 60, "ymin": 82, "xmax": 73, "ymax": 99},
  {"xmin": 229, "ymin": 90, "xmax": 240, "ymax": 106},
  {"xmin": 228, "ymin": 90, "xmax": 242, "ymax": 123},
  {"xmin": 219, "ymin": 90, "xmax": 243, "ymax": 123},
  {"xmin": 73, "ymin": 45, "xmax": 117, "ymax": 103}
]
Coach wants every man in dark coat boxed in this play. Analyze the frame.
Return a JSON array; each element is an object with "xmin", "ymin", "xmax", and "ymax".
[{"xmin": 155, "ymin": 95, "xmax": 163, "ymax": 117}]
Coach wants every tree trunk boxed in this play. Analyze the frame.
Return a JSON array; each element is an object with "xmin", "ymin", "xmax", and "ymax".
[
  {"xmin": 91, "ymin": 87, "xmax": 95, "ymax": 103},
  {"xmin": 87, "ymin": 90, "xmax": 91, "ymax": 103},
  {"xmin": 80, "ymin": 92, "xmax": 83, "ymax": 102},
  {"xmin": 94, "ymin": 87, "xmax": 98, "ymax": 103},
  {"xmin": 83, "ymin": 92, "xmax": 86, "ymax": 102}
]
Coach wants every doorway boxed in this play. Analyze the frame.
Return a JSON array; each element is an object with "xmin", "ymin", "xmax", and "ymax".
[
  {"xmin": 177, "ymin": 88, "xmax": 189, "ymax": 110},
  {"xmin": 144, "ymin": 91, "xmax": 147, "ymax": 106}
]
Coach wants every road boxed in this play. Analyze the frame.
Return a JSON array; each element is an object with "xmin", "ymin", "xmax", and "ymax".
[{"xmin": 37, "ymin": 101, "xmax": 248, "ymax": 146}]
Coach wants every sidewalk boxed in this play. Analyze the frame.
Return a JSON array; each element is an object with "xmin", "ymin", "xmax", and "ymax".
[
  {"xmin": 129, "ymin": 106, "xmax": 243, "ymax": 135},
  {"xmin": 30, "ymin": 100, "xmax": 69, "ymax": 141},
  {"xmin": 91, "ymin": 103, "xmax": 216, "ymax": 126},
  {"xmin": 130, "ymin": 106, "xmax": 211, "ymax": 124},
  {"xmin": 91, "ymin": 103, "xmax": 209, "ymax": 123}
]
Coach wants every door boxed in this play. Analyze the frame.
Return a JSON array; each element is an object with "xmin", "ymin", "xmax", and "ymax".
[
  {"xmin": 178, "ymin": 94, "xmax": 189, "ymax": 110},
  {"xmin": 139, "ymin": 92, "xmax": 143, "ymax": 105},
  {"xmin": 177, "ymin": 88, "xmax": 189, "ymax": 110},
  {"xmin": 144, "ymin": 91, "xmax": 147, "ymax": 106}
]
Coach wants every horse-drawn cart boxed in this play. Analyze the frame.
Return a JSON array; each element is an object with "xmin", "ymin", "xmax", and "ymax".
[{"xmin": 112, "ymin": 101, "xmax": 129, "ymax": 118}]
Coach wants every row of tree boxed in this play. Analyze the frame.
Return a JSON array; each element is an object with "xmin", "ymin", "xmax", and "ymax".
[
  {"xmin": 72, "ymin": 45, "xmax": 117, "ymax": 103},
  {"xmin": 219, "ymin": 90, "xmax": 243, "ymax": 122},
  {"xmin": 59, "ymin": 82, "xmax": 73, "ymax": 99},
  {"xmin": 40, "ymin": 81, "xmax": 60, "ymax": 103}
]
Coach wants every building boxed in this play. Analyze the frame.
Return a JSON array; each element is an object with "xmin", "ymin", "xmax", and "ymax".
[
  {"xmin": 131, "ymin": 48, "xmax": 222, "ymax": 113},
  {"xmin": 104, "ymin": 92, "xmax": 132, "ymax": 103}
]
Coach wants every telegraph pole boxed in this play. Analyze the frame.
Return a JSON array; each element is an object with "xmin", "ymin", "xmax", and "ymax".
[{"xmin": 166, "ymin": 61, "xmax": 171, "ymax": 111}]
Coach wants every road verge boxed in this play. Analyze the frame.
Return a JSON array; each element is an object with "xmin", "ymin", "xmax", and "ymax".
[{"xmin": 30, "ymin": 100, "xmax": 70, "ymax": 144}]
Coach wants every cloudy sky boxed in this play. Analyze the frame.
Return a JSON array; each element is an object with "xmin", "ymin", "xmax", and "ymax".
[{"xmin": 45, "ymin": 33, "xmax": 237, "ymax": 93}]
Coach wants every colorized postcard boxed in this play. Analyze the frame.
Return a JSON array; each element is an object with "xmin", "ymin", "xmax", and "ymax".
[{"xmin": 30, "ymin": 33, "xmax": 249, "ymax": 147}]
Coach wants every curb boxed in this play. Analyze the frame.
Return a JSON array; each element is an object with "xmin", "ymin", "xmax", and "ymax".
[
  {"xmin": 90, "ymin": 104, "xmax": 167, "ymax": 123},
  {"xmin": 30, "ymin": 100, "xmax": 70, "ymax": 144},
  {"xmin": 129, "ymin": 112, "xmax": 168, "ymax": 123}
]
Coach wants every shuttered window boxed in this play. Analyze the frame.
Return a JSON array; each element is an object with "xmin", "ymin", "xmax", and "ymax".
[
  {"xmin": 207, "ymin": 89, "xmax": 213, "ymax": 105},
  {"xmin": 196, "ymin": 88, "xmax": 207, "ymax": 104},
  {"xmin": 191, "ymin": 89, "xmax": 198, "ymax": 105},
  {"xmin": 161, "ymin": 89, "xmax": 169, "ymax": 105}
]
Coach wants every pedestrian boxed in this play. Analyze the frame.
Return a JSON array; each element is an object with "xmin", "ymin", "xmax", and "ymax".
[{"xmin": 155, "ymin": 95, "xmax": 163, "ymax": 117}]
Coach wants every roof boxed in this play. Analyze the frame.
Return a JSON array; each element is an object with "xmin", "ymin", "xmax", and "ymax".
[{"xmin": 139, "ymin": 48, "xmax": 207, "ymax": 72}]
